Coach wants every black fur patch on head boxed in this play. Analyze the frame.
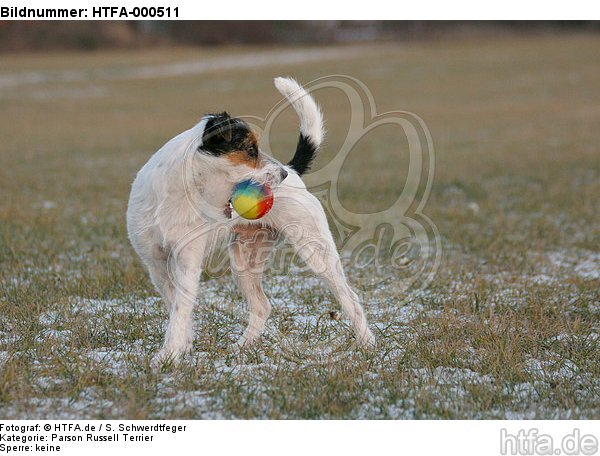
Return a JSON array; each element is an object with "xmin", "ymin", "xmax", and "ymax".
[{"xmin": 199, "ymin": 112, "xmax": 258, "ymax": 158}]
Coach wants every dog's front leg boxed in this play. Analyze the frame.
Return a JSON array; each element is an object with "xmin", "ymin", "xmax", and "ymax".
[
  {"xmin": 229, "ymin": 225, "xmax": 276, "ymax": 347},
  {"xmin": 152, "ymin": 233, "xmax": 207, "ymax": 368}
]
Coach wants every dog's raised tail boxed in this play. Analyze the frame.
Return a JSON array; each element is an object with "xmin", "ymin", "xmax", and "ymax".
[{"xmin": 274, "ymin": 77, "xmax": 324, "ymax": 176}]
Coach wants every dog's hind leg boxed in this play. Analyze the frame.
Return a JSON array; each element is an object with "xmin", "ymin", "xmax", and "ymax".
[
  {"xmin": 229, "ymin": 226, "xmax": 276, "ymax": 347},
  {"xmin": 279, "ymin": 200, "xmax": 375, "ymax": 348},
  {"xmin": 146, "ymin": 245, "xmax": 176, "ymax": 311}
]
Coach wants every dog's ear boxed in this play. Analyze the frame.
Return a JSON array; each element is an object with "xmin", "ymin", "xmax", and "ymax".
[{"xmin": 202, "ymin": 113, "xmax": 233, "ymax": 151}]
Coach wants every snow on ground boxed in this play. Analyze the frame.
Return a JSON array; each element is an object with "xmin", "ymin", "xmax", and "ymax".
[
  {"xmin": 153, "ymin": 391, "xmax": 225, "ymax": 419},
  {"xmin": 3, "ymin": 244, "xmax": 598, "ymax": 419},
  {"xmin": 4, "ymin": 388, "xmax": 120, "ymax": 420},
  {"xmin": 548, "ymin": 250, "xmax": 600, "ymax": 281},
  {"xmin": 85, "ymin": 348, "xmax": 129, "ymax": 375},
  {"xmin": 355, "ymin": 367, "xmax": 495, "ymax": 419},
  {"xmin": 71, "ymin": 296, "xmax": 162, "ymax": 314},
  {"xmin": 411, "ymin": 366, "xmax": 494, "ymax": 386},
  {"xmin": 526, "ymin": 357, "xmax": 579, "ymax": 381}
]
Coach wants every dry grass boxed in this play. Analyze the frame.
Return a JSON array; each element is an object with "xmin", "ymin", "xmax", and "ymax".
[{"xmin": 0, "ymin": 34, "xmax": 598, "ymax": 419}]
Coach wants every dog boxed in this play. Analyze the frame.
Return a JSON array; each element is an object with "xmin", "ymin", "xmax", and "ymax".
[{"xmin": 126, "ymin": 77, "xmax": 375, "ymax": 366}]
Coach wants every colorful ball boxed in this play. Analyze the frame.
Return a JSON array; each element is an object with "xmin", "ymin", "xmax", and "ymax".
[{"xmin": 231, "ymin": 179, "xmax": 274, "ymax": 220}]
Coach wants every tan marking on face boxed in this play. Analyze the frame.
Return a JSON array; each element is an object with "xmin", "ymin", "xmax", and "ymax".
[
  {"xmin": 245, "ymin": 131, "xmax": 258, "ymax": 145},
  {"xmin": 226, "ymin": 151, "xmax": 259, "ymax": 168},
  {"xmin": 225, "ymin": 130, "xmax": 260, "ymax": 168}
]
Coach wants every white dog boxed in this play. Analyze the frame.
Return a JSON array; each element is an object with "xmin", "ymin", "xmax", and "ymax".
[{"xmin": 126, "ymin": 77, "xmax": 375, "ymax": 365}]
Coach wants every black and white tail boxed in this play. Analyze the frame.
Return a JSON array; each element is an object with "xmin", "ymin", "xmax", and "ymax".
[{"xmin": 274, "ymin": 77, "xmax": 324, "ymax": 176}]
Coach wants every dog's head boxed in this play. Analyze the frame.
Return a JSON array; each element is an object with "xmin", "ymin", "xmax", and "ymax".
[{"xmin": 198, "ymin": 112, "xmax": 288, "ymax": 187}]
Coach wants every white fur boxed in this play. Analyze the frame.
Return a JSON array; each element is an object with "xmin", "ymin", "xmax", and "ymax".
[
  {"xmin": 274, "ymin": 77, "xmax": 324, "ymax": 146},
  {"xmin": 127, "ymin": 77, "xmax": 374, "ymax": 367}
]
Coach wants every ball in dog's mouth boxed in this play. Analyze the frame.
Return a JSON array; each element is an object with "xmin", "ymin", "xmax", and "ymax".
[{"xmin": 230, "ymin": 179, "xmax": 274, "ymax": 220}]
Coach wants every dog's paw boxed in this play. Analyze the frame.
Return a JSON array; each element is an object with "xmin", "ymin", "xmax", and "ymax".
[
  {"xmin": 235, "ymin": 336, "xmax": 253, "ymax": 349},
  {"xmin": 151, "ymin": 348, "xmax": 181, "ymax": 371},
  {"xmin": 356, "ymin": 329, "xmax": 376, "ymax": 350},
  {"xmin": 235, "ymin": 332, "xmax": 263, "ymax": 349}
]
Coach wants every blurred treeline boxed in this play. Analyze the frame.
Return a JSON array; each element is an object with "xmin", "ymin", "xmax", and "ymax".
[{"xmin": 0, "ymin": 21, "xmax": 598, "ymax": 52}]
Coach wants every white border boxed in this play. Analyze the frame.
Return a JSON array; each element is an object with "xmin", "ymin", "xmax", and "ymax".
[
  {"xmin": 0, "ymin": 420, "xmax": 598, "ymax": 455},
  {"xmin": 4, "ymin": 0, "xmax": 600, "ymax": 20}
]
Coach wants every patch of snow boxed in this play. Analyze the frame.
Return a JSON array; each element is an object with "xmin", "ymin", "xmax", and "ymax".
[
  {"xmin": 70, "ymin": 296, "xmax": 161, "ymax": 315},
  {"xmin": 526, "ymin": 357, "xmax": 579, "ymax": 381},
  {"xmin": 27, "ymin": 389, "xmax": 118, "ymax": 419},
  {"xmin": 412, "ymin": 366, "xmax": 494, "ymax": 386},
  {"xmin": 385, "ymin": 400, "xmax": 418, "ymax": 419},
  {"xmin": 42, "ymin": 329, "xmax": 72, "ymax": 342},
  {"xmin": 548, "ymin": 250, "xmax": 600, "ymax": 281},
  {"xmin": 530, "ymin": 274, "xmax": 557, "ymax": 285},
  {"xmin": 154, "ymin": 391, "xmax": 225, "ymax": 419},
  {"xmin": 292, "ymin": 314, "xmax": 319, "ymax": 326},
  {"xmin": 550, "ymin": 332, "xmax": 598, "ymax": 343},
  {"xmin": 85, "ymin": 348, "xmax": 130, "ymax": 375},
  {"xmin": 395, "ymin": 303, "xmax": 425, "ymax": 324},
  {"xmin": 35, "ymin": 376, "xmax": 64, "ymax": 389},
  {"xmin": 38, "ymin": 311, "xmax": 61, "ymax": 326},
  {"xmin": 2, "ymin": 388, "xmax": 119, "ymax": 419},
  {"xmin": 503, "ymin": 409, "xmax": 540, "ymax": 419},
  {"xmin": 0, "ymin": 333, "xmax": 19, "ymax": 345},
  {"xmin": 7, "ymin": 276, "xmax": 31, "ymax": 287},
  {"xmin": 505, "ymin": 382, "xmax": 540, "ymax": 403}
]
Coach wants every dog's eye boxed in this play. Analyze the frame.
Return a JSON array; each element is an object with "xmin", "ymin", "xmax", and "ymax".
[{"xmin": 248, "ymin": 145, "xmax": 259, "ymax": 157}]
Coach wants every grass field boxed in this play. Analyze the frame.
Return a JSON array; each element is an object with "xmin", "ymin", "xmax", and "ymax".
[{"xmin": 0, "ymin": 34, "xmax": 598, "ymax": 419}]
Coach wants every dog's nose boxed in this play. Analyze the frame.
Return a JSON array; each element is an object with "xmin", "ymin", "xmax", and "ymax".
[{"xmin": 280, "ymin": 168, "xmax": 288, "ymax": 180}]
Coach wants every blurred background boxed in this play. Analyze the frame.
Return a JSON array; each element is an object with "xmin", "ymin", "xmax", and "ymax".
[
  {"xmin": 1, "ymin": 20, "xmax": 599, "ymax": 51},
  {"xmin": 1, "ymin": 21, "xmax": 598, "ymax": 419}
]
